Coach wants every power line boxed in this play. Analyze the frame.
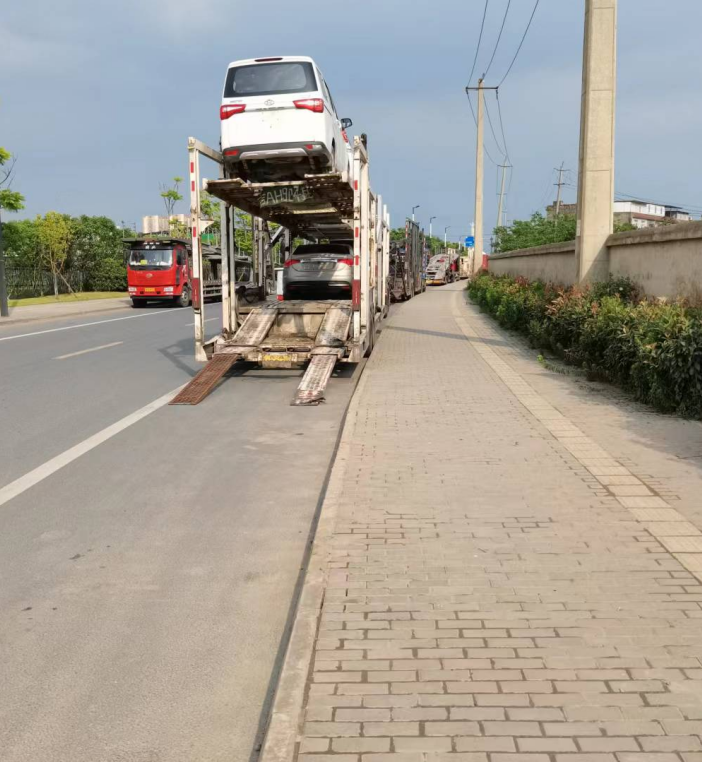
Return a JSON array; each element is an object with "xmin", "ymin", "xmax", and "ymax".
[
  {"xmin": 498, "ymin": 0, "xmax": 541, "ymax": 87},
  {"xmin": 466, "ymin": 92, "xmax": 500, "ymax": 167},
  {"xmin": 494, "ymin": 90, "xmax": 511, "ymax": 163},
  {"xmin": 483, "ymin": 0, "xmax": 512, "ymax": 80},
  {"xmin": 484, "ymin": 95, "xmax": 507, "ymax": 159},
  {"xmin": 468, "ymin": 0, "xmax": 491, "ymax": 86}
]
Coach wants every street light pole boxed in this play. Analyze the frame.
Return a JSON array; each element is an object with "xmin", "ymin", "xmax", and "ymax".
[
  {"xmin": 412, "ymin": 204, "xmax": 420, "ymax": 222},
  {"xmin": 444, "ymin": 226, "xmax": 451, "ymax": 247},
  {"xmin": 429, "ymin": 216, "xmax": 436, "ymax": 254}
]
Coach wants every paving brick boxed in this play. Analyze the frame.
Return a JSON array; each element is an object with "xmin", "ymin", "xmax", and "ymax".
[
  {"xmin": 333, "ymin": 739, "xmax": 392, "ymax": 753},
  {"xmin": 393, "ymin": 738, "xmax": 453, "ymax": 752},
  {"xmin": 578, "ymin": 739, "xmax": 641, "ymax": 752},
  {"xmin": 483, "ymin": 722, "xmax": 542, "ymax": 736},
  {"xmin": 518, "ymin": 739, "xmax": 578, "ymax": 752},
  {"xmin": 455, "ymin": 738, "xmax": 517, "ymax": 752},
  {"xmin": 363, "ymin": 722, "xmax": 419, "ymax": 736},
  {"xmin": 543, "ymin": 723, "xmax": 602, "ymax": 736},
  {"xmin": 304, "ymin": 722, "xmax": 361, "ymax": 737},
  {"xmin": 640, "ymin": 738, "xmax": 702, "ymax": 752},
  {"xmin": 425, "ymin": 722, "xmax": 481, "ymax": 736},
  {"xmin": 336, "ymin": 709, "xmax": 391, "ymax": 722}
]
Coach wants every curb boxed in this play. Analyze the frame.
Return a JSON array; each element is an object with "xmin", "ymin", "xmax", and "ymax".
[
  {"xmin": 257, "ymin": 360, "xmax": 372, "ymax": 762},
  {"xmin": 0, "ymin": 300, "xmax": 132, "ymax": 327}
]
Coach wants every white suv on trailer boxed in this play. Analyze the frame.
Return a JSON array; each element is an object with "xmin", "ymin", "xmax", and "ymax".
[{"xmin": 220, "ymin": 56, "xmax": 352, "ymax": 183}]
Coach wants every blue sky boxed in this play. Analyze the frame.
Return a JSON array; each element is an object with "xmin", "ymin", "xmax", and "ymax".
[{"xmin": 2, "ymin": 0, "xmax": 701, "ymax": 241}]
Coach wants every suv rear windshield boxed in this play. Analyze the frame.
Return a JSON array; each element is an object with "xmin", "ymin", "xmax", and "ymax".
[
  {"xmin": 294, "ymin": 244, "xmax": 352, "ymax": 257},
  {"xmin": 128, "ymin": 248, "xmax": 174, "ymax": 270},
  {"xmin": 224, "ymin": 62, "xmax": 316, "ymax": 97}
]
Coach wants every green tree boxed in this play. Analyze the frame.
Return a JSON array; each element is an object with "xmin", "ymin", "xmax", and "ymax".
[
  {"xmin": 160, "ymin": 176, "xmax": 183, "ymax": 218},
  {"xmin": 2, "ymin": 219, "xmax": 40, "ymax": 267},
  {"xmin": 0, "ymin": 147, "xmax": 25, "ymax": 213},
  {"xmin": 493, "ymin": 212, "xmax": 635, "ymax": 253},
  {"xmin": 37, "ymin": 212, "xmax": 73, "ymax": 296}
]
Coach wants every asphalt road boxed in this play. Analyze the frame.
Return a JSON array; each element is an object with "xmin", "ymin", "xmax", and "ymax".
[{"xmin": 0, "ymin": 301, "xmax": 360, "ymax": 762}]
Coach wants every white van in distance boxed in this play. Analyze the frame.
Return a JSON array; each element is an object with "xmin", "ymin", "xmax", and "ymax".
[{"xmin": 220, "ymin": 56, "xmax": 352, "ymax": 183}]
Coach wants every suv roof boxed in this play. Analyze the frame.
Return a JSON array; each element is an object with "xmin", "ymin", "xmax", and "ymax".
[{"xmin": 227, "ymin": 55, "xmax": 316, "ymax": 68}]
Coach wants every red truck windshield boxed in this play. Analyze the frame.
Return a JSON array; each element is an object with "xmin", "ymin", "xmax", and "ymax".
[{"xmin": 128, "ymin": 248, "xmax": 174, "ymax": 270}]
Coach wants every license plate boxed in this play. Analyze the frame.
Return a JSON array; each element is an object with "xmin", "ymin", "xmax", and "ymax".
[
  {"xmin": 299, "ymin": 262, "xmax": 335, "ymax": 271},
  {"xmin": 262, "ymin": 353, "xmax": 296, "ymax": 363},
  {"xmin": 144, "ymin": 287, "xmax": 156, "ymax": 293},
  {"xmin": 260, "ymin": 186, "xmax": 313, "ymax": 207}
]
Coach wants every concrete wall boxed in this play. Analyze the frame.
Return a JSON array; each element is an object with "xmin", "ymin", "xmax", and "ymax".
[
  {"xmin": 608, "ymin": 221, "xmax": 702, "ymax": 301},
  {"xmin": 487, "ymin": 222, "xmax": 702, "ymax": 300},
  {"xmin": 488, "ymin": 241, "xmax": 577, "ymax": 286}
]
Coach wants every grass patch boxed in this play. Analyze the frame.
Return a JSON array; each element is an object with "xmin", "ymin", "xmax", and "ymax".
[{"xmin": 9, "ymin": 292, "xmax": 127, "ymax": 308}]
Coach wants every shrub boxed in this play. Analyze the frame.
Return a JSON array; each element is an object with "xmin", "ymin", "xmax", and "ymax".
[
  {"xmin": 85, "ymin": 258, "xmax": 127, "ymax": 291},
  {"xmin": 467, "ymin": 273, "xmax": 702, "ymax": 418}
]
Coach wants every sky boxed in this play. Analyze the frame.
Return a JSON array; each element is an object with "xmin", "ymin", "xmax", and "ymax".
[{"xmin": 2, "ymin": 0, "xmax": 702, "ymax": 243}]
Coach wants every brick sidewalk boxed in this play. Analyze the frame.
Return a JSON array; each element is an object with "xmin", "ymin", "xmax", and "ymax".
[{"xmin": 268, "ymin": 282, "xmax": 702, "ymax": 762}]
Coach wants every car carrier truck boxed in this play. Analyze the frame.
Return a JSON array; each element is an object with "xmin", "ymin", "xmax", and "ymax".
[
  {"xmin": 389, "ymin": 219, "xmax": 425, "ymax": 302},
  {"xmin": 171, "ymin": 134, "xmax": 389, "ymax": 407}
]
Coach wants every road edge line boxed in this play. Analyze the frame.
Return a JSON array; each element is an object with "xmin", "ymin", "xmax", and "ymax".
[{"xmin": 257, "ymin": 360, "xmax": 372, "ymax": 762}]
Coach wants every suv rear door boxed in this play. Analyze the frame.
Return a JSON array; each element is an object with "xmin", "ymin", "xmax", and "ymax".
[{"xmin": 221, "ymin": 59, "xmax": 322, "ymax": 147}]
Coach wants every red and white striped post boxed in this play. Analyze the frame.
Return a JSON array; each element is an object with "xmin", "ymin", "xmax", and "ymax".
[{"xmin": 188, "ymin": 138, "xmax": 206, "ymax": 362}]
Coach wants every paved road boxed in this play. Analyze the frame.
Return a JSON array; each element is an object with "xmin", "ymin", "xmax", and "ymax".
[{"xmin": 0, "ymin": 301, "xmax": 361, "ymax": 761}]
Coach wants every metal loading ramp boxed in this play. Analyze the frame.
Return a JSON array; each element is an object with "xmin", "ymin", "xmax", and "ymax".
[
  {"xmin": 170, "ymin": 302, "xmax": 352, "ymax": 406},
  {"xmin": 205, "ymin": 173, "xmax": 354, "ymax": 240}
]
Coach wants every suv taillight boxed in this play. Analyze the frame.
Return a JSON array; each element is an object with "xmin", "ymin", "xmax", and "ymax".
[
  {"xmin": 284, "ymin": 259, "xmax": 301, "ymax": 267},
  {"xmin": 220, "ymin": 104, "xmax": 246, "ymax": 120},
  {"xmin": 293, "ymin": 99, "xmax": 324, "ymax": 114}
]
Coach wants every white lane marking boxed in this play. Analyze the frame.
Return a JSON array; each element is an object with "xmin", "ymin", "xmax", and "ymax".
[
  {"xmin": 0, "ymin": 308, "xmax": 185, "ymax": 343},
  {"xmin": 186, "ymin": 318, "xmax": 218, "ymax": 326},
  {"xmin": 54, "ymin": 341, "xmax": 124, "ymax": 360},
  {"xmin": 0, "ymin": 385, "xmax": 184, "ymax": 509}
]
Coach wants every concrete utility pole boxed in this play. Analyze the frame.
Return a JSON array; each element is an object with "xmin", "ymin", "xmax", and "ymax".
[
  {"xmin": 473, "ymin": 79, "xmax": 485, "ymax": 275},
  {"xmin": 0, "ymin": 208, "xmax": 8, "ymax": 317},
  {"xmin": 554, "ymin": 162, "xmax": 566, "ymax": 218},
  {"xmin": 575, "ymin": 0, "xmax": 617, "ymax": 283},
  {"xmin": 496, "ymin": 163, "xmax": 509, "ymax": 232},
  {"xmin": 429, "ymin": 216, "xmax": 436, "ymax": 253}
]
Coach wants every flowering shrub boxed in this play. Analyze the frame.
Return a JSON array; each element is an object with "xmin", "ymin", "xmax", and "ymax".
[{"xmin": 468, "ymin": 273, "xmax": 702, "ymax": 417}]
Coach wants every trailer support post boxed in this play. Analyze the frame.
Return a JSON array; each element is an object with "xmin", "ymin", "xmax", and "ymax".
[{"xmin": 188, "ymin": 138, "xmax": 206, "ymax": 362}]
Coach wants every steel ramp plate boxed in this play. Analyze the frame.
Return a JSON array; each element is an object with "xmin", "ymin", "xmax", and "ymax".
[
  {"xmin": 292, "ymin": 354, "xmax": 338, "ymax": 406},
  {"xmin": 170, "ymin": 354, "xmax": 240, "ymax": 405},
  {"xmin": 232, "ymin": 308, "xmax": 277, "ymax": 346},
  {"xmin": 315, "ymin": 306, "xmax": 352, "ymax": 347}
]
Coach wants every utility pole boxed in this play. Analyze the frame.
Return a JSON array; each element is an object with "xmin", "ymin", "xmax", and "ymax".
[
  {"xmin": 466, "ymin": 80, "xmax": 497, "ymax": 275},
  {"xmin": 496, "ymin": 163, "xmax": 509, "ymax": 232},
  {"xmin": 429, "ymin": 216, "xmax": 436, "ymax": 254},
  {"xmin": 0, "ymin": 208, "xmax": 8, "ymax": 317},
  {"xmin": 473, "ymin": 79, "xmax": 484, "ymax": 275},
  {"xmin": 575, "ymin": 0, "xmax": 617, "ymax": 283},
  {"xmin": 554, "ymin": 162, "xmax": 566, "ymax": 218}
]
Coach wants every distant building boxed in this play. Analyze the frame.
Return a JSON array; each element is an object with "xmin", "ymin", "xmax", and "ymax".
[
  {"xmin": 142, "ymin": 214, "xmax": 191, "ymax": 235},
  {"xmin": 546, "ymin": 199, "xmax": 693, "ymax": 229}
]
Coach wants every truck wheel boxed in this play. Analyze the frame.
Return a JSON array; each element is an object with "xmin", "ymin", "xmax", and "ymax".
[
  {"xmin": 131, "ymin": 298, "xmax": 146, "ymax": 308},
  {"xmin": 364, "ymin": 314, "xmax": 376, "ymax": 357},
  {"xmin": 175, "ymin": 287, "xmax": 191, "ymax": 308}
]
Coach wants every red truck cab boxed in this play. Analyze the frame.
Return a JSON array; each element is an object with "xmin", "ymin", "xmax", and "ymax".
[{"xmin": 126, "ymin": 239, "xmax": 192, "ymax": 308}]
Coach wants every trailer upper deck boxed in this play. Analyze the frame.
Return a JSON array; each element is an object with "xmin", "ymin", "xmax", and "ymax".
[{"xmin": 205, "ymin": 172, "xmax": 354, "ymax": 240}]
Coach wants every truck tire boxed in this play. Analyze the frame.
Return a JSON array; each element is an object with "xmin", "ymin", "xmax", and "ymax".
[
  {"xmin": 364, "ymin": 313, "xmax": 376, "ymax": 357},
  {"xmin": 131, "ymin": 298, "xmax": 146, "ymax": 308},
  {"xmin": 175, "ymin": 286, "xmax": 191, "ymax": 308}
]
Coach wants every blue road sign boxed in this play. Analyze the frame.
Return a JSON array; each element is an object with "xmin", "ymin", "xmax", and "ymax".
[{"xmin": 465, "ymin": 236, "xmax": 475, "ymax": 248}]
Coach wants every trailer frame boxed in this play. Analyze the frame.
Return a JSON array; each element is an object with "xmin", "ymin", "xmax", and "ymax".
[{"xmin": 174, "ymin": 135, "xmax": 388, "ymax": 405}]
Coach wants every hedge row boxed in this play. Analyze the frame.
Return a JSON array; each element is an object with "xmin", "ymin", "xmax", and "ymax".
[{"xmin": 468, "ymin": 273, "xmax": 702, "ymax": 418}]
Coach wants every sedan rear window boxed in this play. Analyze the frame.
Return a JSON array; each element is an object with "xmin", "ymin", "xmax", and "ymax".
[
  {"xmin": 294, "ymin": 244, "xmax": 352, "ymax": 257},
  {"xmin": 224, "ymin": 62, "xmax": 316, "ymax": 97}
]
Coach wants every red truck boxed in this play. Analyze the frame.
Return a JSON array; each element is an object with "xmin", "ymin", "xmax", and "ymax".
[{"xmin": 125, "ymin": 238, "xmax": 230, "ymax": 308}]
